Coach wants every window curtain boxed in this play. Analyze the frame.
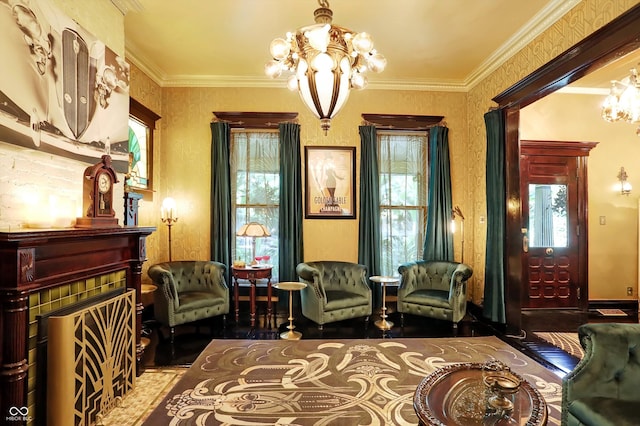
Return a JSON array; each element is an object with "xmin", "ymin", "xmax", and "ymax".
[
  {"xmin": 278, "ymin": 123, "xmax": 303, "ymax": 282},
  {"xmin": 358, "ymin": 126, "xmax": 381, "ymax": 301},
  {"xmin": 422, "ymin": 126, "xmax": 453, "ymax": 261},
  {"xmin": 210, "ymin": 121, "xmax": 232, "ymax": 282},
  {"xmin": 483, "ymin": 109, "xmax": 506, "ymax": 323}
]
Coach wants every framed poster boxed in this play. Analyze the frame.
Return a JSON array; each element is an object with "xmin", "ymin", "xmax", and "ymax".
[{"xmin": 305, "ymin": 146, "xmax": 356, "ymax": 219}]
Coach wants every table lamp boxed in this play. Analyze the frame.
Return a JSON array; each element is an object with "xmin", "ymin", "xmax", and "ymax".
[{"xmin": 236, "ymin": 222, "xmax": 270, "ymax": 261}]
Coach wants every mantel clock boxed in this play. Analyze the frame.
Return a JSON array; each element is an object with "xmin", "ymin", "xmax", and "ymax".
[{"xmin": 76, "ymin": 154, "xmax": 120, "ymax": 228}]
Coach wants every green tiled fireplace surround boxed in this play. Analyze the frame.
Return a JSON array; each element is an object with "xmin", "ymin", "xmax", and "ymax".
[{"xmin": 26, "ymin": 270, "xmax": 127, "ymax": 422}]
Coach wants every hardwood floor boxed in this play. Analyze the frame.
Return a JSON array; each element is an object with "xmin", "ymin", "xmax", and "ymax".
[{"xmin": 140, "ymin": 302, "xmax": 638, "ymax": 379}]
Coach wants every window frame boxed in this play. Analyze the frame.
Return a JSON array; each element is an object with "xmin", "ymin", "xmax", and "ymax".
[
  {"xmin": 377, "ymin": 129, "xmax": 430, "ymax": 276},
  {"xmin": 127, "ymin": 98, "xmax": 160, "ymax": 193}
]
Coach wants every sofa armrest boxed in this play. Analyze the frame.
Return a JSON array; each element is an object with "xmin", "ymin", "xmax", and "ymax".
[{"xmin": 562, "ymin": 323, "xmax": 640, "ymax": 424}]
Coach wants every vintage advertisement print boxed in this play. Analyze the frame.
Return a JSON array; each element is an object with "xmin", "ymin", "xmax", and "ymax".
[{"xmin": 305, "ymin": 146, "xmax": 356, "ymax": 219}]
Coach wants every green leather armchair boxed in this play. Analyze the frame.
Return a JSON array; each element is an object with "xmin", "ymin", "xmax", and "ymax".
[
  {"xmin": 148, "ymin": 261, "xmax": 229, "ymax": 343},
  {"xmin": 562, "ymin": 323, "xmax": 640, "ymax": 426},
  {"xmin": 296, "ymin": 261, "xmax": 372, "ymax": 330},
  {"xmin": 397, "ymin": 260, "xmax": 472, "ymax": 327}
]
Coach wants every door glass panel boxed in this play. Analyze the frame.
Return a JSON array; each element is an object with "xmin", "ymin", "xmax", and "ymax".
[{"xmin": 529, "ymin": 184, "xmax": 567, "ymax": 248}]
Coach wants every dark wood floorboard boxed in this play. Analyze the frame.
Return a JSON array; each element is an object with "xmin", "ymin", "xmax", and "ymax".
[{"xmin": 141, "ymin": 303, "xmax": 639, "ymax": 380}]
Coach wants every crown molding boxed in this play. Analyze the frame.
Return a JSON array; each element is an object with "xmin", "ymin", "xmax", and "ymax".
[
  {"xmin": 125, "ymin": 0, "xmax": 579, "ymax": 92},
  {"xmin": 110, "ymin": 0, "xmax": 143, "ymax": 15},
  {"xmin": 465, "ymin": 0, "xmax": 581, "ymax": 90}
]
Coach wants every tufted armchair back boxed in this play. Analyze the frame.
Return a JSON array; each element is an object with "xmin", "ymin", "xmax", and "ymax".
[
  {"xmin": 297, "ymin": 261, "xmax": 369, "ymax": 296},
  {"xmin": 296, "ymin": 261, "xmax": 372, "ymax": 328},
  {"xmin": 148, "ymin": 261, "xmax": 229, "ymax": 338},
  {"xmin": 562, "ymin": 323, "xmax": 640, "ymax": 425},
  {"xmin": 397, "ymin": 260, "xmax": 473, "ymax": 326},
  {"xmin": 398, "ymin": 260, "xmax": 472, "ymax": 300}
]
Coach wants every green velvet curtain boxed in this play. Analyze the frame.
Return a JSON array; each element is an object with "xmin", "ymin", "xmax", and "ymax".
[
  {"xmin": 483, "ymin": 109, "xmax": 506, "ymax": 323},
  {"xmin": 358, "ymin": 126, "xmax": 381, "ymax": 303},
  {"xmin": 210, "ymin": 122, "xmax": 232, "ymax": 282},
  {"xmin": 278, "ymin": 123, "xmax": 304, "ymax": 282},
  {"xmin": 423, "ymin": 126, "xmax": 453, "ymax": 261}
]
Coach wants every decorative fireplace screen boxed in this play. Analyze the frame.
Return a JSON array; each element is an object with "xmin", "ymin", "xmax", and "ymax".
[{"xmin": 46, "ymin": 289, "xmax": 136, "ymax": 425}]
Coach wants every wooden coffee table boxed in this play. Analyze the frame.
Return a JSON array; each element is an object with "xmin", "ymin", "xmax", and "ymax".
[{"xmin": 413, "ymin": 362, "xmax": 547, "ymax": 425}]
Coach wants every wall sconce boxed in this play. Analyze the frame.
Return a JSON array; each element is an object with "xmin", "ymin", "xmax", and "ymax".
[
  {"xmin": 451, "ymin": 205, "xmax": 465, "ymax": 264},
  {"xmin": 236, "ymin": 222, "xmax": 270, "ymax": 262},
  {"xmin": 161, "ymin": 197, "xmax": 178, "ymax": 261},
  {"xmin": 618, "ymin": 167, "xmax": 632, "ymax": 196}
]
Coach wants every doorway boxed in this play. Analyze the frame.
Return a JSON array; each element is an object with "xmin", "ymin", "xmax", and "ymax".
[
  {"xmin": 492, "ymin": 4, "xmax": 640, "ymax": 335},
  {"xmin": 520, "ymin": 141, "xmax": 596, "ymax": 309}
]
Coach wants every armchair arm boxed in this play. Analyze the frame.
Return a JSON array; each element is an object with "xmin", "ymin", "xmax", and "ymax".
[
  {"xmin": 148, "ymin": 263, "xmax": 180, "ymax": 309},
  {"xmin": 296, "ymin": 262, "xmax": 326, "ymax": 303},
  {"xmin": 447, "ymin": 263, "xmax": 473, "ymax": 303},
  {"xmin": 202, "ymin": 261, "xmax": 229, "ymax": 298},
  {"xmin": 563, "ymin": 323, "xmax": 640, "ymax": 416},
  {"xmin": 397, "ymin": 261, "xmax": 420, "ymax": 298}
]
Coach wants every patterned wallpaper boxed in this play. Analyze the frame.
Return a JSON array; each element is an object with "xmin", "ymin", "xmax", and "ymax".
[{"xmin": 465, "ymin": 0, "xmax": 638, "ymax": 303}]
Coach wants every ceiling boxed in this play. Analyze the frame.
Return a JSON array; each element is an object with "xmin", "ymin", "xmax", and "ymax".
[{"xmin": 124, "ymin": 0, "xmax": 597, "ymax": 91}]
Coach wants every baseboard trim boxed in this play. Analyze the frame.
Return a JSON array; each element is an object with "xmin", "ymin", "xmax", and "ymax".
[{"xmin": 588, "ymin": 299, "xmax": 638, "ymax": 311}]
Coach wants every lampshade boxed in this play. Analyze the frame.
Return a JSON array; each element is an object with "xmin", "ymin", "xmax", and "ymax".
[
  {"xmin": 266, "ymin": 0, "xmax": 386, "ymax": 134},
  {"xmin": 236, "ymin": 222, "xmax": 271, "ymax": 238}
]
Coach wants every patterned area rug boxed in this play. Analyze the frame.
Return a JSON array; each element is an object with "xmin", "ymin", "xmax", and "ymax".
[
  {"xmin": 534, "ymin": 332, "xmax": 584, "ymax": 359},
  {"xmin": 143, "ymin": 337, "xmax": 563, "ymax": 425},
  {"xmin": 99, "ymin": 368, "xmax": 187, "ymax": 426}
]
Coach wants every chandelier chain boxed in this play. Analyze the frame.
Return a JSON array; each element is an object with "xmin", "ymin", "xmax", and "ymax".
[{"xmin": 318, "ymin": 0, "xmax": 330, "ymax": 8}]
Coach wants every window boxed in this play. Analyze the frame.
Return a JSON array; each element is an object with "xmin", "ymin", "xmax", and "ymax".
[
  {"xmin": 127, "ymin": 98, "xmax": 159, "ymax": 191},
  {"xmin": 378, "ymin": 131, "xmax": 429, "ymax": 276},
  {"xmin": 231, "ymin": 130, "xmax": 280, "ymax": 278}
]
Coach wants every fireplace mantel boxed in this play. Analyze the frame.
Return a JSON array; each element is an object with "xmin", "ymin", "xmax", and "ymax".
[{"xmin": 0, "ymin": 226, "xmax": 155, "ymax": 424}]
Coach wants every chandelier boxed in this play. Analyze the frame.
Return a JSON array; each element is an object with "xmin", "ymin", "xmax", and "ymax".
[
  {"xmin": 265, "ymin": 0, "xmax": 386, "ymax": 134},
  {"xmin": 601, "ymin": 67, "xmax": 640, "ymax": 136}
]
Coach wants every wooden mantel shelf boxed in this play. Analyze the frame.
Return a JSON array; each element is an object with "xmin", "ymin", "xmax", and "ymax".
[{"xmin": 0, "ymin": 226, "xmax": 155, "ymax": 424}]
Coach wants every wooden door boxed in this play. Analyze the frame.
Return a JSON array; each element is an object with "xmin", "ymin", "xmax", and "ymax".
[{"xmin": 520, "ymin": 141, "xmax": 596, "ymax": 309}]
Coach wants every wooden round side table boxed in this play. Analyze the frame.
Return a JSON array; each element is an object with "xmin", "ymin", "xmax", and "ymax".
[{"xmin": 274, "ymin": 282, "xmax": 307, "ymax": 340}]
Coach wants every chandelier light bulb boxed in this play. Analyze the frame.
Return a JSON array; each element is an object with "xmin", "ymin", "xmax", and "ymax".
[
  {"xmin": 367, "ymin": 53, "xmax": 387, "ymax": 73},
  {"xmin": 351, "ymin": 72, "xmax": 367, "ymax": 89},
  {"xmin": 270, "ymin": 38, "xmax": 290, "ymax": 60},
  {"xmin": 352, "ymin": 32, "xmax": 374, "ymax": 54},
  {"xmin": 286, "ymin": 75, "xmax": 298, "ymax": 91},
  {"xmin": 265, "ymin": 59, "xmax": 282, "ymax": 78}
]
